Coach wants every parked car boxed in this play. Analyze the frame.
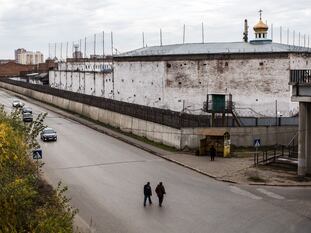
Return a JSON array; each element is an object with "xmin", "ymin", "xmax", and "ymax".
[
  {"xmin": 22, "ymin": 112, "xmax": 33, "ymax": 122},
  {"xmin": 22, "ymin": 107, "xmax": 32, "ymax": 114},
  {"xmin": 40, "ymin": 128, "xmax": 57, "ymax": 142},
  {"xmin": 12, "ymin": 99, "xmax": 24, "ymax": 108}
]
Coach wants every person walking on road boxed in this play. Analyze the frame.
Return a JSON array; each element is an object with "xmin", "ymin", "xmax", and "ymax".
[
  {"xmin": 155, "ymin": 182, "xmax": 166, "ymax": 207},
  {"xmin": 143, "ymin": 182, "xmax": 152, "ymax": 206},
  {"xmin": 210, "ymin": 145, "xmax": 216, "ymax": 161}
]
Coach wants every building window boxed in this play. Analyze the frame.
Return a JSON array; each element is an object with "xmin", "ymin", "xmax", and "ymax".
[
  {"xmin": 167, "ymin": 63, "xmax": 171, "ymax": 68},
  {"xmin": 259, "ymin": 62, "xmax": 264, "ymax": 66}
]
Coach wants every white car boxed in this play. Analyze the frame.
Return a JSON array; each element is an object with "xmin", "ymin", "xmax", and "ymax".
[{"xmin": 12, "ymin": 99, "xmax": 24, "ymax": 108}]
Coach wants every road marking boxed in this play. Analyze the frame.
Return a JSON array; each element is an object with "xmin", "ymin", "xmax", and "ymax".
[
  {"xmin": 230, "ymin": 186, "xmax": 262, "ymax": 200},
  {"xmin": 57, "ymin": 159, "xmax": 148, "ymax": 170},
  {"xmin": 257, "ymin": 188, "xmax": 285, "ymax": 200}
]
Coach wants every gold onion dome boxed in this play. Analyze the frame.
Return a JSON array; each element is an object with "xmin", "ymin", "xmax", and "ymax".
[{"xmin": 253, "ymin": 19, "xmax": 268, "ymax": 32}]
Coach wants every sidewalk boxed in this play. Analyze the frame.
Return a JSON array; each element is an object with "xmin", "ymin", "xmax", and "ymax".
[{"xmin": 8, "ymin": 89, "xmax": 311, "ymax": 186}]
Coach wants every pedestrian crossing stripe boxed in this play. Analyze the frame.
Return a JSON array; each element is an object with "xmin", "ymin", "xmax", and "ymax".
[
  {"xmin": 230, "ymin": 186, "xmax": 285, "ymax": 200},
  {"xmin": 230, "ymin": 186, "xmax": 262, "ymax": 200},
  {"xmin": 256, "ymin": 188, "xmax": 285, "ymax": 200}
]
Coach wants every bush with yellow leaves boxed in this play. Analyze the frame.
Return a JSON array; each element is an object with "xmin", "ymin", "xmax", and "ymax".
[{"xmin": 0, "ymin": 105, "xmax": 77, "ymax": 233}]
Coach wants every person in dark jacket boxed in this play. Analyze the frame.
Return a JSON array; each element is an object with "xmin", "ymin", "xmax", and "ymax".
[
  {"xmin": 210, "ymin": 145, "xmax": 216, "ymax": 161},
  {"xmin": 155, "ymin": 182, "xmax": 166, "ymax": 207},
  {"xmin": 143, "ymin": 182, "xmax": 152, "ymax": 206}
]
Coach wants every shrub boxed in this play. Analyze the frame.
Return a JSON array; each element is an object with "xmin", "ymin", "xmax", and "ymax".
[{"xmin": 0, "ymin": 105, "xmax": 76, "ymax": 233}]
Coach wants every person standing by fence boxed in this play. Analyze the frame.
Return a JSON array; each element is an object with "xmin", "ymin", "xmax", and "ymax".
[{"xmin": 210, "ymin": 145, "xmax": 216, "ymax": 161}]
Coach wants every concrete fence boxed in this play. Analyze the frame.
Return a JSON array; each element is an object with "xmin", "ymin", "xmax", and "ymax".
[{"xmin": 0, "ymin": 81, "xmax": 298, "ymax": 149}]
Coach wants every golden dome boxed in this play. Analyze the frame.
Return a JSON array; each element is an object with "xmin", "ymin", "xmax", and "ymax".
[{"xmin": 253, "ymin": 20, "xmax": 268, "ymax": 31}]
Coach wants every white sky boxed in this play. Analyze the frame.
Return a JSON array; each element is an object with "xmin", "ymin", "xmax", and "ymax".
[{"xmin": 0, "ymin": 0, "xmax": 310, "ymax": 59}]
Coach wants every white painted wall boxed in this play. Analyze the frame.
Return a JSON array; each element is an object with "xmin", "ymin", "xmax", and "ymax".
[
  {"xmin": 113, "ymin": 57, "xmax": 299, "ymax": 117},
  {"xmin": 49, "ymin": 70, "xmax": 113, "ymax": 98},
  {"xmin": 49, "ymin": 54, "xmax": 311, "ymax": 117},
  {"xmin": 58, "ymin": 61, "xmax": 112, "ymax": 72}
]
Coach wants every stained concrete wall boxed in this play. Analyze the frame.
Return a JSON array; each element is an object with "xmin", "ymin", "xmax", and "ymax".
[
  {"xmin": 0, "ymin": 81, "xmax": 181, "ymax": 149},
  {"xmin": 114, "ymin": 58, "xmax": 298, "ymax": 117},
  {"xmin": 181, "ymin": 126, "xmax": 297, "ymax": 148},
  {"xmin": 50, "ymin": 54, "xmax": 311, "ymax": 117},
  {"xmin": 49, "ymin": 71, "xmax": 113, "ymax": 97},
  {"xmin": 0, "ymin": 82, "xmax": 297, "ymax": 149}
]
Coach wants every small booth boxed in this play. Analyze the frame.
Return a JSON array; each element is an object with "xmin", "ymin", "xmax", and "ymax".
[{"xmin": 198, "ymin": 129, "xmax": 231, "ymax": 157}]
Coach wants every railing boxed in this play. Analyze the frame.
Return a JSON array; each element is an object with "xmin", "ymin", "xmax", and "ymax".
[
  {"xmin": 290, "ymin": 70, "xmax": 311, "ymax": 84},
  {"xmin": 254, "ymin": 145, "xmax": 298, "ymax": 166},
  {"xmin": 254, "ymin": 148, "xmax": 280, "ymax": 165}
]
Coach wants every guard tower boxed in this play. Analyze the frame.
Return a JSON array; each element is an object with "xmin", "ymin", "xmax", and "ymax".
[{"xmin": 205, "ymin": 93, "xmax": 241, "ymax": 127}]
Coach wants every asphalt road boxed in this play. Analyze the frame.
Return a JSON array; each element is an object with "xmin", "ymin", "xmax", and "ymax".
[{"xmin": 1, "ymin": 88, "xmax": 311, "ymax": 233}]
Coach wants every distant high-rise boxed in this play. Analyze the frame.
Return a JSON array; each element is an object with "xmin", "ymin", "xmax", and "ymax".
[
  {"xmin": 15, "ymin": 49, "xmax": 44, "ymax": 65},
  {"xmin": 15, "ymin": 48, "xmax": 26, "ymax": 62}
]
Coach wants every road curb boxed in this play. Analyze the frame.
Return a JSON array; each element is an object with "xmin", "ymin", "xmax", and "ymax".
[{"xmin": 248, "ymin": 182, "xmax": 311, "ymax": 187}]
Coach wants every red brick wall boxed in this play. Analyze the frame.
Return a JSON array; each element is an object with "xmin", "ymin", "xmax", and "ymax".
[
  {"xmin": 0, "ymin": 62, "xmax": 35, "ymax": 77},
  {"xmin": 0, "ymin": 60, "xmax": 56, "ymax": 77}
]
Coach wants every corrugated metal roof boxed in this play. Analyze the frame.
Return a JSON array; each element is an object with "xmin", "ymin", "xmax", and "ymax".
[{"xmin": 117, "ymin": 41, "xmax": 311, "ymax": 57}]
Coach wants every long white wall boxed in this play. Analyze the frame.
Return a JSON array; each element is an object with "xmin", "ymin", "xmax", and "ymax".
[
  {"xmin": 0, "ymin": 81, "xmax": 298, "ymax": 149},
  {"xmin": 49, "ymin": 54, "xmax": 311, "ymax": 117}
]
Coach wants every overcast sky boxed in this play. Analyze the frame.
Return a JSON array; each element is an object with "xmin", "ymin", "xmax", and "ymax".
[{"xmin": 0, "ymin": 0, "xmax": 311, "ymax": 59}]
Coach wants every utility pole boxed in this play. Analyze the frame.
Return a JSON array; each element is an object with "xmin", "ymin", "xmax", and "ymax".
[
  {"xmin": 183, "ymin": 24, "xmax": 185, "ymax": 44},
  {"xmin": 275, "ymin": 99, "xmax": 278, "ymax": 146},
  {"xmin": 299, "ymin": 32, "xmax": 301, "ymax": 46},
  {"xmin": 202, "ymin": 22, "xmax": 205, "ymax": 43},
  {"xmin": 94, "ymin": 33, "xmax": 96, "ymax": 57},
  {"xmin": 111, "ymin": 31, "xmax": 114, "ymax": 55},
  {"xmin": 48, "ymin": 43, "xmax": 51, "ymax": 59},
  {"xmin": 54, "ymin": 43, "xmax": 57, "ymax": 59},
  {"xmin": 66, "ymin": 41, "xmax": 67, "ymax": 90},
  {"xmin": 103, "ymin": 31, "xmax": 105, "ymax": 57},
  {"xmin": 60, "ymin": 43, "xmax": 63, "ymax": 60}
]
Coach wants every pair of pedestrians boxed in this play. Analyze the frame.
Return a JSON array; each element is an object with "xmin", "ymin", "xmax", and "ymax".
[{"xmin": 143, "ymin": 182, "xmax": 166, "ymax": 207}]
